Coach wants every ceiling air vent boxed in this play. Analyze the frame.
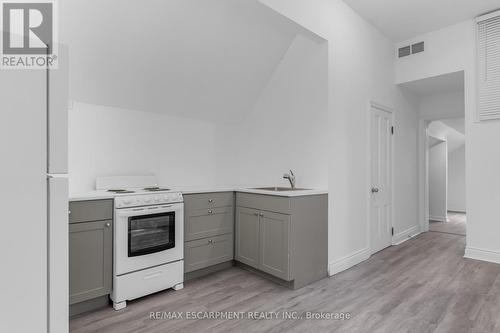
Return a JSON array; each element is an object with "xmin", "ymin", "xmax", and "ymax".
[
  {"xmin": 398, "ymin": 45, "xmax": 411, "ymax": 58},
  {"xmin": 412, "ymin": 41, "xmax": 425, "ymax": 54}
]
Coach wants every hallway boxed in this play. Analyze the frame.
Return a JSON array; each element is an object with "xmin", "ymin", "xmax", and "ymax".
[
  {"xmin": 70, "ymin": 227, "xmax": 500, "ymax": 333},
  {"xmin": 430, "ymin": 212, "xmax": 466, "ymax": 236}
]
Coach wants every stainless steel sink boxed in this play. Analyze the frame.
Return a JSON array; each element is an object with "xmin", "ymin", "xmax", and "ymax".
[{"xmin": 251, "ymin": 187, "xmax": 311, "ymax": 192}]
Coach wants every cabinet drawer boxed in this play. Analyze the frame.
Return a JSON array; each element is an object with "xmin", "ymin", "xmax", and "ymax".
[
  {"xmin": 69, "ymin": 199, "xmax": 113, "ymax": 224},
  {"xmin": 236, "ymin": 192, "xmax": 290, "ymax": 215},
  {"xmin": 185, "ymin": 206, "xmax": 234, "ymax": 241},
  {"xmin": 184, "ymin": 234, "xmax": 234, "ymax": 273},
  {"xmin": 184, "ymin": 192, "xmax": 234, "ymax": 211}
]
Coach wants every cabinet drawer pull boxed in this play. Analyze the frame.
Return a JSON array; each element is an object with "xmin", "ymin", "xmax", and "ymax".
[
  {"xmin": 254, "ymin": 212, "xmax": 259, "ymax": 216},
  {"xmin": 259, "ymin": 213, "xmax": 264, "ymax": 217},
  {"xmin": 208, "ymin": 210, "xmax": 213, "ymax": 214},
  {"xmin": 105, "ymin": 223, "xmax": 111, "ymax": 228},
  {"xmin": 208, "ymin": 239, "xmax": 213, "ymax": 244},
  {"xmin": 208, "ymin": 199, "xmax": 214, "ymax": 203}
]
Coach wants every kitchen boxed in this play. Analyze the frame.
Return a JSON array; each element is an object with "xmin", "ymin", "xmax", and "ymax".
[{"xmin": 65, "ymin": 0, "xmax": 329, "ymax": 320}]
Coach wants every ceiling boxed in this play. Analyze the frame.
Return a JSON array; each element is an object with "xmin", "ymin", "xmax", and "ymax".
[
  {"xmin": 399, "ymin": 71, "xmax": 464, "ymax": 97},
  {"xmin": 60, "ymin": 0, "xmax": 323, "ymax": 120},
  {"xmin": 343, "ymin": 0, "xmax": 500, "ymax": 42}
]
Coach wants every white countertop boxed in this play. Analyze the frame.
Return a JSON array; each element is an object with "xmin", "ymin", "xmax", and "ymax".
[{"xmin": 69, "ymin": 185, "xmax": 328, "ymax": 201}]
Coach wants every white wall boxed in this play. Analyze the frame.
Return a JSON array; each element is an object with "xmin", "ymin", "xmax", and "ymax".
[
  {"xmin": 395, "ymin": 21, "xmax": 474, "ymax": 84},
  {"xmin": 465, "ymin": 13, "xmax": 500, "ymax": 263},
  {"xmin": 69, "ymin": 30, "xmax": 329, "ymax": 194},
  {"xmin": 429, "ymin": 141, "xmax": 448, "ymax": 221},
  {"xmin": 448, "ymin": 144, "xmax": 466, "ymax": 212},
  {"xmin": 68, "ymin": 103, "xmax": 218, "ymax": 193},
  {"xmin": 215, "ymin": 34, "xmax": 329, "ymax": 188},
  {"xmin": 259, "ymin": 0, "xmax": 420, "ymax": 274}
]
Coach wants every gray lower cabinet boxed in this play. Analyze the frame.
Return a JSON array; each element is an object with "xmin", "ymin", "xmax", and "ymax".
[
  {"xmin": 235, "ymin": 192, "xmax": 328, "ymax": 289},
  {"xmin": 184, "ymin": 192, "xmax": 234, "ymax": 275},
  {"xmin": 69, "ymin": 199, "xmax": 113, "ymax": 315},
  {"xmin": 69, "ymin": 219, "xmax": 112, "ymax": 305}
]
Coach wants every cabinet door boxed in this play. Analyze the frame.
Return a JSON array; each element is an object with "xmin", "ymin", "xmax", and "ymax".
[
  {"xmin": 259, "ymin": 212, "xmax": 291, "ymax": 281},
  {"xmin": 69, "ymin": 220, "xmax": 112, "ymax": 305},
  {"xmin": 235, "ymin": 207, "xmax": 260, "ymax": 269}
]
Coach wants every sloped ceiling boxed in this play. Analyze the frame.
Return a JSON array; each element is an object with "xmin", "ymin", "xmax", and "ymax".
[
  {"xmin": 428, "ymin": 119, "xmax": 465, "ymax": 152},
  {"xmin": 441, "ymin": 118, "xmax": 465, "ymax": 135},
  {"xmin": 60, "ymin": 0, "xmax": 313, "ymax": 120}
]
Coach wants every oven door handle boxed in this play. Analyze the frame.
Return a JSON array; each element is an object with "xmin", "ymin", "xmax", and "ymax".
[{"xmin": 116, "ymin": 205, "xmax": 175, "ymax": 218}]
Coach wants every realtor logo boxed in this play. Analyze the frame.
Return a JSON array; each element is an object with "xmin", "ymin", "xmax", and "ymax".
[{"xmin": 1, "ymin": 0, "xmax": 58, "ymax": 69}]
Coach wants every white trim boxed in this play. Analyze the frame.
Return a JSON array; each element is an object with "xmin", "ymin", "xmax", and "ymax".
[
  {"xmin": 370, "ymin": 101, "xmax": 394, "ymax": 113},
  {"xmin": 448, "ymin": 209, "xmax": 466, "ymax": 213},
  {"xmin": 367, "ymin": 101, "xmax": 395, "ymax": 255},
  {"xmin": 328, "ymin": 247, "xmax": 371, "ymax": 276},
  {"xmin": 429, "ymin": 215, "xmax": 448, "ymax": 222},
  {"xmin": 418, "ymin": 119, "xmax": 430, "ymax": 233},
  {"xmin": 392, "ymin": 225, "xmax": 421, "ymax": 245},
  {"xmin": 465, "ymin": 246, "xmax": 500, "ymax": 264}
]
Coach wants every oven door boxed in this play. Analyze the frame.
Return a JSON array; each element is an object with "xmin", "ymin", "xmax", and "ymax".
[{"xmin": 115, "ymin": 203, "xmax": 183, "ymax": 276}]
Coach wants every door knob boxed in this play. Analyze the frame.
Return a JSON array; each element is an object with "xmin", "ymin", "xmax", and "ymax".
[{"xmin": 371, "ymin": 187, "xmax": 379, "ymax": 193}]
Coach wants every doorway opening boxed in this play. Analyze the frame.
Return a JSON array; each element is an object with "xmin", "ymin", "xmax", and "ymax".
[
  {"xmin": 427, "ymin": 118, "xmax": 466, "ymax": 236},
  {"xmin": 400, "ymin": 70, "xmax": 466, "ymax": 240}
]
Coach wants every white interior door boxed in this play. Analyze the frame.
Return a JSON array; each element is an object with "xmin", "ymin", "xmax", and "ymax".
[{"xmin": 370, "ymin": 105, "xmax": 393, "ymax": 254}]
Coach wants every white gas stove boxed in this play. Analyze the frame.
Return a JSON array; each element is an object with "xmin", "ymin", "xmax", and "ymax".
[{"xmin": 96, "ymin": 176, "xmax": 184, "ymax": 310}]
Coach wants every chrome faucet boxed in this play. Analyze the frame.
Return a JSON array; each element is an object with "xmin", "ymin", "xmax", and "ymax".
[{"xmin": 283, "ymin": 170, "xmax": 296, "ymax": 189}]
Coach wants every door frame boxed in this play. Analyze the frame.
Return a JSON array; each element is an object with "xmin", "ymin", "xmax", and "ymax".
[
  {"xmin": 418, "ymin": 119, "xmax": 431, "ymax": 233},
  {"xmin": 367, "ymin": 101, "xmax": 395, "ymax": 255},
  {"xmin": 418, "ymin": 116, "xmax": 465, "ymax": 233}
]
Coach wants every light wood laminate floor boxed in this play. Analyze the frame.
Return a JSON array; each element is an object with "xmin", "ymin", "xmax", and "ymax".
[{"xmin": 70, "ymin": 230, "xmax": 500, "ymax": 333}]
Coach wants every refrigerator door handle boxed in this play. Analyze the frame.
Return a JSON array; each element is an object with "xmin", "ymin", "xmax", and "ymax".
[{"xmin": 48, "ymin": 176, "xmax": 68, "ymax": 333}]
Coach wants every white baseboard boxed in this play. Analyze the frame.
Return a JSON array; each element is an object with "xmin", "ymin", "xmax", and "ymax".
[
  {"xmin": 392, "ymin": 225, "xmax": 421, "ymax": 246},
  {"xmin": 464, "ymin": 247, "xmax": 500, "ymax": 265},
  {"xmin": 429, "ymin": 215, "xmax": 447, "ymax": 222},
  {"xmin": 448, "ymin": 209, "xmax": 466, "ymax": 213},
  {"xmin": 328, "ymin": 247, "xmax": 370, "ymax": 276}
]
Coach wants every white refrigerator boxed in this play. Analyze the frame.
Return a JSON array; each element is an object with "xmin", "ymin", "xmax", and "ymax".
[{"xmin": 0, "ymin": 47, "xmax": 69, "ymax": 333}]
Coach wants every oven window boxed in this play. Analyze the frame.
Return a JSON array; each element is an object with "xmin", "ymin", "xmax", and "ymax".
[{"xmin": 128, "ymin": 212, "xmax": 175, "ymax": 257}]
